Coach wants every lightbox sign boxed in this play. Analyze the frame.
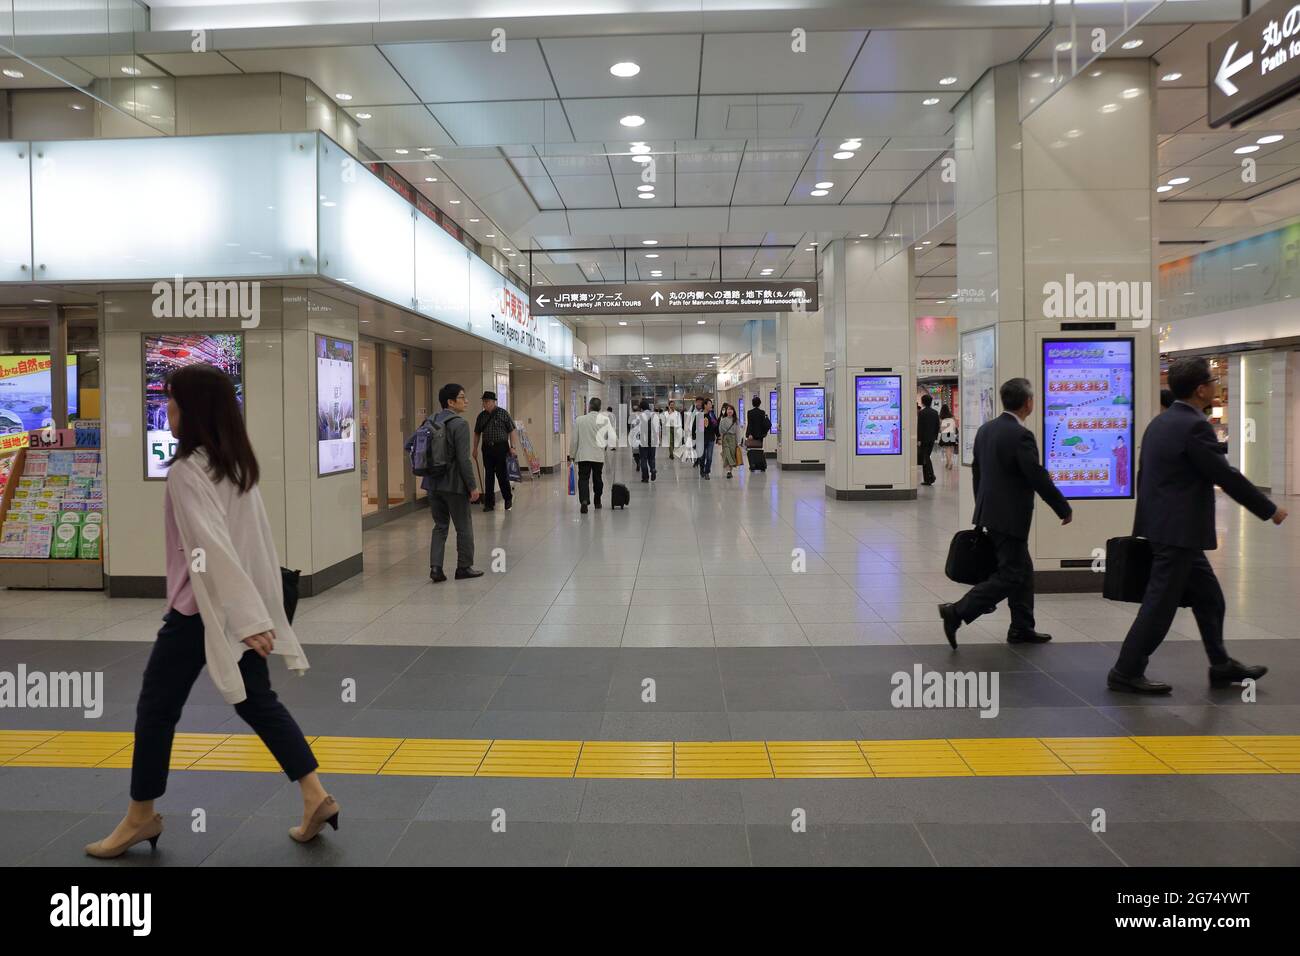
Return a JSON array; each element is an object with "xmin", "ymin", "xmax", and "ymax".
[
  {"xmin": 770, "ymin": 389, "xmax": 779, "ymax": 435},
  {"xmin": 531, "ymin": 281, "xmax": 817, "ymax": 315},
  {"xmin": 854, "ymin": 375, "xmax": 902, "ymax": 455},
  {"xmin": 143, "ymin": 333, "xmax": 244, "ymax": 479},
  {"xmin": 1041, "ymin": 339, "xmax": 1134, "ymax": 500},
  {"xmin": 316, "ymin": 335, "xmax": 355, "ymax": 476},
  {"xmin": 792, "ymin": 387, "xmax": 825, "ymax": 441},
  {"xmin": 1208, "ymin": 0, "xmax": 1300, "ymax": 128}
]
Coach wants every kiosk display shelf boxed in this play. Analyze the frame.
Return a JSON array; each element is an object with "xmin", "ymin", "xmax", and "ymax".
[{"xmin": 0, "ymin": 432, "xmax": 105, "ymax": 589}]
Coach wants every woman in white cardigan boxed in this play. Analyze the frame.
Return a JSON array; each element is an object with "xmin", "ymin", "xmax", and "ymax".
[{"xmin": 86, "ymin": 364, "xmax": 338, "ymax": 858}]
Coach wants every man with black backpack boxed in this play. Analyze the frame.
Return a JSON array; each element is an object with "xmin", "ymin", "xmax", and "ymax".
[
  {"xmin": 745, "ymin": 395, "xmax": 771, "ymax": 472},
  {"xmin": 423, "ymin": 383, "xmax": 483, "ymax": 582}
]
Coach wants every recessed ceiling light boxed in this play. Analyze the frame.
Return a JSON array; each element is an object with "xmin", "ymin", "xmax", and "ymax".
[
  {"xmin": 638, "ymin": 192, "xmax": 655, "ymax": 199},
  {"xmin": 632, "ymin": 154, "xmax": 653, "ymax": 164},
  {"xmin": 356, "ymin": 112, "xmax": 372, "ymax": 120},
  {"xmin": 2, "ymin": 68, "xmax": 23, "ymax": 79},
  {"xmin": 1167, "ymin": 176, "xmax": 1190, "ymax": 184},
  {"xmin": 1156, "ymin": 185, "xmax": 1173, "ymax": 193},
  {"xmin": 636, "ymin": 184, "xmax": 655, "ymax": 192},
  {"xmin": 697, "ymin": 320, "xmax": 706, "ymax": 325},
  {"xmin": 1090, "ymin": 70, "xmax": 1103, "ymax": 77},
  {"xmin": 629, "ymin": 143, "xmax": 651, "ymax": 154},
  {"xmin": 1066, "ymin": 128, "xmax": 1082, "ymax": 138},
  {"xmin": 1121, "ymin": 39, "xmax": 1143, "ymax": 50},
  {"xmin": 32, "ymin": 298, "xmax": 51, "ymax": 303},
  {"xmin": 939, "ymin": 76, "xmax": 958, "ymax": 86},
  {"xmin": 1234, "ymin": 145, "xmax": 1259, "ymax": 154},
  {"xmin": 619, "ymin": 321, "xmax": 628, "ymax": 325},
  {"xmin": 922, "ymin": 240, "xmax": 932, "ymax": 245},
  {"xmin": 69, "ymin": 103, "xmax": 84, "ymax": 110},
  {"xmin": 815, "ymin": 181, "xmax": 834, "ymax": 189},
  {"xmin": 1028, "ymin": 72, "xmax": 1041, "ymax": 79},
  {"xmin": 651, "ymin": 271, "xmax": 663, "ymax": 276},
  {"xmin": 620, "ymin": 114, "xmax": 646, "ymax": 127},
  {"xmin": 810, "ymin": 189, "xmax": 829, "ymax": 196},
  {"xmin": 485, "ymin": 234, "xmax": 495, "ymax": 238},
  {"xmin": 859, "ymin": 233, "xmax": 871, "ymax": 238},
  {"xmin": 1055, "ymin": 41, "xmax": 1073, "ymax": 52},
  {"xmin": 915, "ymin": 246, "xmax": 924, "ymax": 251},
  {"xmin": 121, "ymin": 66, "xmax": 142, "ymax": 76},
  {"xmin": 642, "ymin": 239, "xmax": 658, "ymax": 245},
  {"xmin": 424, "ymin": 177, "xmax": 437, "ymax": 182},
  {"xmin": 1121, "ymin": 87, "xmax": 1141, "ymax": 99},
  {"xmin": 1161, "ymin": 72, "xmax": 1182, "ymax": 82},
  {"xmin": 394, "ymin": 148, "xmax": 409, "ymax": 154},
  {"xmin": 838, "ymin": 140, "xmax": 861, "ymax": 151},
  {"xmin": 610, "ymin": 61, "xmax": 640, "ymax": 77},
  {"xmin": 418, "ymin": 147, "xmax": 433, "ymax": 153},
  {"xmin": 393, "ymin": 329, "xmax": 405, "ymax": 333},
  {"xmin": 1100, "ymin": 103, "xmax": 1120, "ymax": 113},
  {"xmin": 1258, "ymin": 134, "xmax": 1285, "ymax": 144},
  {"xmin": 922, "ymin": 97, "xmax": 940, "ymax": 106},
  {"xmin": 645, "ymin": 253, "xmax": 659, "ymax": 258},
  {"xmin": 469, "ymin": 218, "xmax": 480, "ymax": 223},
  {"xmin": 335, "ymin": 92, "xmax": 352, "ymax": 100},
  {"xmin": 833, "ymin": 151, "xmax": 855, "ymax": 160}
]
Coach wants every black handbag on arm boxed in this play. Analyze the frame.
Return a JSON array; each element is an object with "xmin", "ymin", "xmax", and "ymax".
[
  {"xmin": 281, "ymin": 567, "xmax": 302, "ymax": 623},
  {"xmin": 945, "ymin": 528, "xmax": 996, "ymax": 585}
]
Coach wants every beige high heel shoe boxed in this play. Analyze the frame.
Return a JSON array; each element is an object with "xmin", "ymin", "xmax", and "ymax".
[
  {"xmin": 84, "ymin": 814, "xmax": 163, "ymax": 859},
  {"xmin": 289, "ymin": 795, "xmax": 340, "ymax": 843}
]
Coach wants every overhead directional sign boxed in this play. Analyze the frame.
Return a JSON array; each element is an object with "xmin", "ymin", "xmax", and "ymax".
[
  {"xmin": 1208, "ymin": 0, "xmax": 1300, "ymax": 127},
  {"xmin": 530, "ymin": 281, "xmax": 818, "ymax": 315}
]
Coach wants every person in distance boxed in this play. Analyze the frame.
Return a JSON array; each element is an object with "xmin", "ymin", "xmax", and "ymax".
[
  {"xmin": 428, "ymin": 383, "xmax": 484, "ymax": 582},
  {"xmin": 1107, "ymin": 356, "xmax": 1288, "ymax": 695},
  {"xmin": 939, "ymin": 377, "xmax": 1072, "ymax": 648},
  {"xmin": 917, "ymin": 393, "xmax": 940, "ymax": 486},
  {"xmin": 569, "ymin": 396, "xmax": 608, "ymax": 514}
]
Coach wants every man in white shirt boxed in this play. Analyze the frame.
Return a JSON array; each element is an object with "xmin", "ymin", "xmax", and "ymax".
[
  {"xmin": 633, "ymin": 399, "xmax": 659, "ymax": 482},
  {"xmin": 569, "ymin": 397, "xmax": 612, "ymax": 514}
]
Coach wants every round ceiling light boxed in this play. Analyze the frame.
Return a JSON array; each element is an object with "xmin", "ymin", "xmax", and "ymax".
[
  {"xmin": 1258, "ymin": 134, "xmax": 1285, "ymax": 144},
  {"xmin": 636, "ymin": 184, "xmax": 655, "ymax": 192},
  {"xmin": 424, "ymin": 177, "xmax": 436, "ymax": 182},
  {"xmin": 810, "ymin": 189, "xmax": 829, "ymax": 197},
  {"xmin": 620, "ymin": 114, "xmax": 646, "ymax": 127},
  {"xmin": 1055, "ymin": 41, "xmax": 1073, "ymax": 52},
  {"xmin": 833, "ymin": 151, "xmax": 855, "ymax": 160},
  {"xmin": 610, "ymin": 62, "xmax": 640, "ymax": 78},
  {"xmin": 814, "ymin": 181, "xmax": 834, "ymax": 189},
  {"xmin": 629, "ymin": 143, "xmax": 651, "ymax": 154},
  {"xmin": 632, "ymin": 154, "xmax": 653, "ymax": 164},
  {"xmin": 2, "ymin": 68, "xmax": 24, "ymax": 79},
  {"xmin": 356, "ymin": 112, "xmax": 372, "ymax": 120},
  {"xmin": 394, "ymin": 148, "xmax": 409, "ymax": 154},
  {"xmin": 1167, "ymin": 176, "xmax": 1190, "ymax": 185},
  {"xmin": 1156, "ymin": 185, "xmax": 1173, "ymax": 193},
  {"xmin": 1121, "ymin": 39, "xmax": 1143, "ymax": 50},
  {"xmin": 334, "ymin": 92, "xmax": 352, "ymax": 100},
  {"xmin": 922, "ymin": 97, "xmax": 940, "ymax": 106},
  {"xmin": 642, "ymin": 239, "xmax": 658, "ymax": 245},
  {"xmin": 1099, "ymin": 103, "xmax": 1120, "ymax": 113},
  {"xmin": 645, "ymin": 253, "xmax": 659, "ymax": 258},
  {"xmin": 1161, "ymin": 72, "xmax": 1182, "ymax": 82},
  {"xmin": 1233, "ymin": 145, "xmax": 1258, "ymax": 154},
  {"xmin": 638, "ymin": 192, "xmax": 655, "ymax": 199},
  {"xmin": 121, "ymin": 66, "xmax": 142, "ymax": 76},
  {"xmin": 1121, "ymin": 87, "xmax": 1141, "ymax": 99},
  {"xmin": 939, "ymin": 76, "xmax": 958, "ymax": 85},
  {"xmin": 838, "ymin": 140, "xmax": 861, "ymax": 151}
]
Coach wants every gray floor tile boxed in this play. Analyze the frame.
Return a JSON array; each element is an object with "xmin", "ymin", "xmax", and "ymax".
[
  {"xmin": 1099, "ymin": 821, "xmax": 1299, "ymax": 866},
  {"xmin": 918, "ymin": 822, "xmax": 1122, "ymax": 866},
  {"xmin": 23, "ymin": 811, "xmax": 246, "ymax": 867},
  {"xmin": 386, "ymin": 821, "xmax": 574, "ymax": 866},
  {"xmin": 0, "ymin": 810, "xmax": 91, "ymax": 864},
  {"xmin": 578, "ymin": 780, "xmax": 744, "ymax": 825},
  {"xmin": 417, "ymin": 778, "xmax": 587, "ymax": 822},
  {"xmin": 201, "ymin": 814, "xmax": 408, "ymax": 867},
  {"xmin": 747, "ymin": 823, "xmax": 935, "ymax": 866},
  {"xmin": 568, "ymin": 823, "xmax": 750, "ymax": 866}
]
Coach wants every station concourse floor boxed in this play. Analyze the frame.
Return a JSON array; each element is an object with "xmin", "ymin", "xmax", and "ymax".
[{"xmin": 1, "ymin": 457, "xmax": 1298, "ymax": 866}]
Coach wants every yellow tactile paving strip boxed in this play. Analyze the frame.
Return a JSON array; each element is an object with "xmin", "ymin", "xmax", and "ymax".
[{"xmin": 0, "ymin": 730, "xmax": 1296, "ymax": 779}]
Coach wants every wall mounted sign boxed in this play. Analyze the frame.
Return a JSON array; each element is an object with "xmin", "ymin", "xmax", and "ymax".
[
  {"xmin": 531, "ymin": 281, "xmax": 817, "ymax": 315},
  {"xmin": 1208, "ymin": 0, "xmax": 1300, "ymax": 127}
]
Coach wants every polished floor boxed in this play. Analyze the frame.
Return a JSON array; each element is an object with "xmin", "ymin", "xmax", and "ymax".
[{"xmin": 1, "ymin": 458, "xmax": 1298, "ymax": 865}]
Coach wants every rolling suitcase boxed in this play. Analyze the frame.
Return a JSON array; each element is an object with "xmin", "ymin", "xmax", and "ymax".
[
  {"xmin": 747, "ymin": 447, "xmax": 766, "ymax": 471},
  {"xmin": 609, "ymin": 446, "xmax": 630, "ymax": 510}
]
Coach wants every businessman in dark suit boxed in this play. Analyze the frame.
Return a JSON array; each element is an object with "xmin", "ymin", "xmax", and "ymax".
[
  {"xmin": 917, "ymin": 394, "xmax": 941, "ymax": 486},
  {"xmin": 939, "ymin": 378, "xmax": 1073, "ymax": 647},
  {"xmin": 1108, "ymin": 357, "xmax": 1287, "ymax": 694}
]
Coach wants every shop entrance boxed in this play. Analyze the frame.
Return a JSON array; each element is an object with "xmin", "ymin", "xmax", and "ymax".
[{"xmin": 359, "ymin": 337, "xmax": 433, "ymax": 529}]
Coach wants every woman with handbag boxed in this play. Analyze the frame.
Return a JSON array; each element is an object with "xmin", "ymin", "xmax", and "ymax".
[
  {"xmin": 938, "ymin": 404, "xmax": 958, "ymax": 471},
  {"xmin": 718, "ymin": 403, "xmax": 740, "ymax": 479},
  {"xmin": 86, "ymin": 364, "xmax": 336, "ymax": 859}
]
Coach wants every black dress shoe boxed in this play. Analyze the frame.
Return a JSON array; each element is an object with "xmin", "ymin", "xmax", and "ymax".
[
  {"xmin": 1007, "ymin": 628, "xmax": 1052, "ymax": 644},
  {"xmin": 430, "ymin": 567, "xmax": 447, "ymax": 583},
  {"xmin": 1107, "ymin": 669, "xmax": 1172, "ymax": 695},
  {"xmin": 504, "ymin": 500, "xmax": 512, "ymax": 511},
  {"xmin": 455, "ymin": 567, "xmax": 484, "ymax": 579},
  {"xmin": 580, "ymin": 503, "xmax": 589, "ymax": 514},
  {"xmin": 938, "ymin": 603, "xmax": 961, "ymax": 649},
  {"xmin": 594, "ymin": 500, "xmax": 602, "ymax": 509},
  {"xmin": 1209, "ymin": 659, "xmax": 1267, "ymax": 688}
]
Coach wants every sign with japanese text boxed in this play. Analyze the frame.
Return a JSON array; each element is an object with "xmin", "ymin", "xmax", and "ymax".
[
  {"xmin": 1208, "ymin": 0, "xmax": 1300, "ymax": 127},
  {"xmin": 530, "ymin": 281, "xmax": 818, "ymax": 315}
]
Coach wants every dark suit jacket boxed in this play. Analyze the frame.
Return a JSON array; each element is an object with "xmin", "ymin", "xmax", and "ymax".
[
  {"xmin": 1133, "ymin": 401, "xmax": 1275, "ymax": 550},
  {"xmin": 917, "ymin": 406, "xmax": 940, "ymax": 445},
  {"xmin": 745, "ymin": 407, "xmax": 771, "ymax": 441},
  {"xmin": 971, "ymin": 412, "xmax": 1072, "ymax": 539}
]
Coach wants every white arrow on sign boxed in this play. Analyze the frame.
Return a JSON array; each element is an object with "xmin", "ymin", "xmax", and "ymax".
[
  {"xmin": 651, "ymin": 290, "xmax": 664, "ymax": 306},
  {"xmin": 536, "ymin": 294, "xmax": 550, "ymax": 307},
  {"xmin": 1215, "ymin": 40, "xmax": 1253, "ymax": 97}
]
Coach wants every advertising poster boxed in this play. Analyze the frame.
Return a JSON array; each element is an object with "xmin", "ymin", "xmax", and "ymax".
[
  {"xmin": 144, "ymin": 333, "xmax": 243, "ymax": 479},
  {"xmin": 316, "ymin": 335, "xmax": 355, "ymax": 476},
  {"xmin": 552, "ymin": 383, "xmax": 561, "ymax": 434},
  {"xmin": 770, "ymin": 389, "xmax": 779, "ymax": 435},
  {"xmin": 855, "ymin": 375, "xmax": 903, "ymax": 455},
  {"xmin": 1042, "ymin": 338, "xmax": 1134, "ymax": 499},
  {"xmin": 571, "ymin": 387, "xmax": 577, "ymax": 423},
  {"xmin": 495, "ymin": 372, "xmax": 510, "ymax": 411},
  {"xmin": 0, "ymin": 356, "xmax": 78, "ymax": 436},
  {"xmin": 824, "ymin": 372, "xmax": 835, "ymax": 441},
  {"xmin": 959, "ymin": 326, "xmax": 996, "ymax": 466},
  {"xmin": 792, "ymin": 386, "xmax": 825, "ymax": 441}
]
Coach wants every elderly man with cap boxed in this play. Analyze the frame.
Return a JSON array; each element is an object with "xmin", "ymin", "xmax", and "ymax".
[{"xmin": 471, "ymin": 390, "xmax": 519, "ymax": 512}]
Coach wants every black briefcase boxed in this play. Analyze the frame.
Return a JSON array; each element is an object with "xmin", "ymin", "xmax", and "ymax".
[
  {"xmin": 1103, "ymin": 536, "xmax": 1164, "ymax": 604},
  {"xmin": 945, "ymin": 528, "xmax": 996, "ymax": 585}
]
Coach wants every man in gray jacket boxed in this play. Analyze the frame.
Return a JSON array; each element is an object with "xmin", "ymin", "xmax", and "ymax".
[{"xmin": 428, "ymin": 382, "xmax": 483, "ymax": 582}]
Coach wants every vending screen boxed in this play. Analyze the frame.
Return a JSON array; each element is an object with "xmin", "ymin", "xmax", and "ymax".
[{"xmin": 1041, "ymin": 338, "xmax": 1134, "ymax": 499}]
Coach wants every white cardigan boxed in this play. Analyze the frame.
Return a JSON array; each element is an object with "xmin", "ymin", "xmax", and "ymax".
[{"xmin": 166, "ymin": 451, "xmax": 309, "ymax": 704}]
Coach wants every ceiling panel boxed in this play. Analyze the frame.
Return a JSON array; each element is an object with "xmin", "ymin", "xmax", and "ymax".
[
  {"xmin": 868, "ymin": 147, "xmax": 943, "ymax": 171},
  {"xmin": 542, "ymin": 152, "xmax": 613, "ymax": 177},
  {"xmin": 0, "ymin": 56, "xmax": 95, "ymax": 87},
  {"xmin": 606, "ymin": 141, "xmax": 677, "ymax": 176},
  {"xmin": 144, "ymin": 51, "xmax": 242, "ymax": 76},
  {"xmin": 67, "ymin": 54, "xmax": 167, "ymax": 79},
  {"xmin": 612, "ymin": 172, "xmax": 675, "ymax": 206},
  {"xmin": 732, "ymin": 170, "xmax": 799, "ymax": 205},
  {"xmin": 695, "ymin": 93, "xmax": 835, "ymax": 140},
  {"xmin": 540, "ymin": 34, "xmax": 702, "ymax": 97},
  {"xmin": 552, "ymin": 174, "xmax": 619, "ymax": 209},
  {"xmin": 674, "ymin": 141, "xmax": 744, "ymax": 175},
  {"xmin": 563, "ymin": 96, "xmax": 697, "ymax": 142},
  {"xmin": 700, "ymin": 31, "xmax": 866, "ymax": 94},
  {"xmin": 843, "ymin": 168, "xmax": 922, "ymax": 203},
  {"xmin": 844, "ymin": 28, "xmax": 1042, "ymax": 92},
  {"xmin": 349, "ymin": 104, "xmax": 453, "ymax": 148},
  {"xmin": 380, "ymin": 40, "xmax": 556, "ymax": 101},
  {"xmin": 224, "ymin": 45, "xmax": 416, "ymax": 105},
  {"xmin": 739, "ymin": 144, "xmax": 815, "ymax": 173},
  {"xmin": 1156, "ymin": 87, "xmax": 1207, "ymax": 134},
  {"xmin": 676, "ymin": 172, "xmax": 739, "ymax": 206},
  {"xmin": 822, "ymin": 92, "xmax": 959, "ymax": 138},
  {"xmin": 1150, "ymin": 23, "xmax": 1225, "ymax": 89},
  {"xmin": 428, "ymin": 99, "xmax": 573, "ymax": 146}
]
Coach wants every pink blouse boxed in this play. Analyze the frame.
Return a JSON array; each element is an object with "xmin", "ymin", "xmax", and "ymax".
[{"xmin": 164, "ymin": 484, "xmax": 199, "ymax": 615}]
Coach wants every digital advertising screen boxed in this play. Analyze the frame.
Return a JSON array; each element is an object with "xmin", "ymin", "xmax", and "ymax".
[
  {"xmin": 552, "ymin": 383, "xmax": 561, "ymax": 434},
  {"xmin": 854, "ymin": 374, "xmax": 903, "ymax": 455},
  {"xmin": 960, "ymin": 325, "xmax": 996, "ymax": 466},
  {"xmin": 143, "ymin": 333, "xmax": 244, "ymax": 479},
  {"xmin": 495, "ymin": 372, "xmax": 511, "ymax": 411},
  {"xmin": 792, "ymin": 386, "xmax": 825, "ymax": 441},
  {"xmin": 1042, "ymin": 338, "xmax": 1134, "ymax": 500},
  {"xmin": 0, "ymin": 355, "xmax": 77, "ymax": 436},
  {"xmin": 770, "ymin": 389, "xmax": 779, "ymax": 435},
  {"xmin": 316, "ymin": 335, "xmax": 356, "ymax": 476}
]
